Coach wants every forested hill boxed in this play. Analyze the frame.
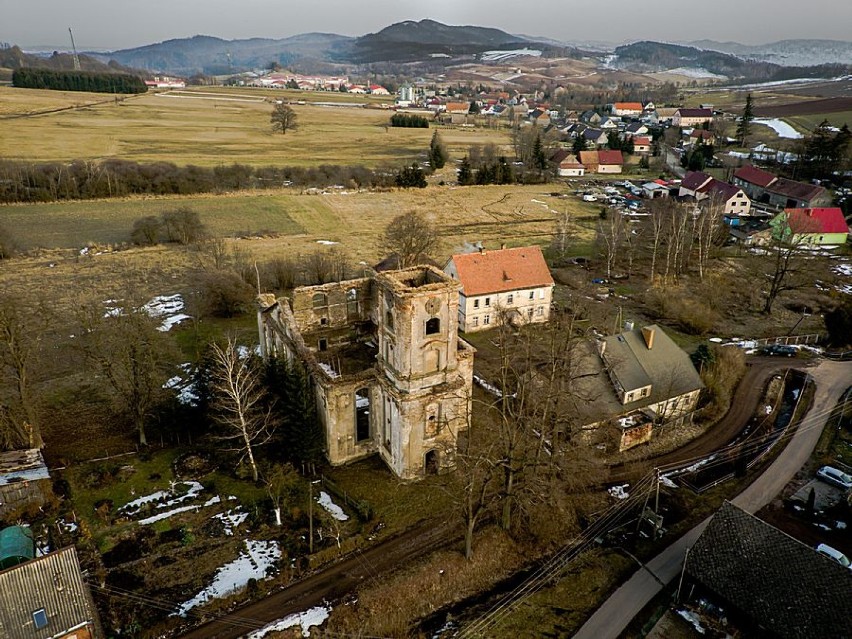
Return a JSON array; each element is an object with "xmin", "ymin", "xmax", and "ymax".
[
  {"xmin": 613, "ymin": 41, "xmax": 850, "ymax": 82},
  {"xmin": 0, "ymin": 45, "xmax": 137, "ymax": 75}
]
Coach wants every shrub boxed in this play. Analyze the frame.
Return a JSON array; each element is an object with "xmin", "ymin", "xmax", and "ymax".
[{"xmin": 130, "ymin": 216, "xmax": 163, "ymax": 245}]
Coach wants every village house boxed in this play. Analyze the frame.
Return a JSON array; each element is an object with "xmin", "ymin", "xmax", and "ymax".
[
  {"xmin": 672, "ymin": 108, "xmax": 713, "ymax": 127},
  {"xmin": 597, "ymin": 116, "xmax": 618, "ymax": 131},
  {"xmin": 582, "ymin": 128, "xmax": 609, "ymax": 147},
  {"xmin": 558, "ymin": 154, "xmax": 586, "ymax": 177},
  {"xmin": 0, "ymin": 449, "xmax": 51, "ymax": 521},
  {"xmin": 576, "ymin": 324, "xmax": 704, "ymax": 451},
  {"xmin": 443, "ymin": 245, "xmax": 555, "ymax": 333},
  {"xmin": 770, "ymin": 207, "xmax": 849, "ymax": 245},
  {"xmin": 631, "ymin": 135, "xmax": 652, "ymax": 154},
  {"xmin": 732, "ymin": 165, "xmax": 778, "ymax": 200},
  {"xmin": 611, "ymin": 102, "xmax": 644, "ymax": 117},
  {"xmin": 580, "ymin": 150, "xmax": 624, "ymax": 174},
  {"xmin": 651, "ymin": 107, "xmax": 678, "ymax": 126},
  {"xmin": 624, "ymin": 122, "xmax": 649, "ymax": 137},
  {"xmin": 368, "ymin": 84, "xmax": 390, "ymax": 95},
  {"xmin": 683, "ymin": 502, "xmax": 852, "ymax": 639},
  {"xmin": 679, "ymin": 171, "xmax": 751, "ymax": 216},
  {"xmin": 528, "ymin": 108, "xmax": 551, "ymax": 127},
  {"xmin": 0, "ymin": 541, "xmax": 104, "ymax": 639},
  {"xmin": 257, "ymin": 266, "xmax": 475, "ymax": 480}
]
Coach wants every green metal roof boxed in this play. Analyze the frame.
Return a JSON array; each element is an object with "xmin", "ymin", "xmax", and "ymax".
[{"xmin": 0, "ymin": 525, "xmax": 34, "ymax": 570}]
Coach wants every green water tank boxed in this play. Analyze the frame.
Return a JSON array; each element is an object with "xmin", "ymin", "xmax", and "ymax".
[{"xmin": 0, "ymin": 525, "xmax": 35, "ymax": 570}]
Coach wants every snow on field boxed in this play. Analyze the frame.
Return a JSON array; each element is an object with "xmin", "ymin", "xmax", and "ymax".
[
  {"xmin": 143, "ymin": 294, "xmax": 191, "ymax": 331},
  {"xmin": 317, "ymin": 491, "xmax": 349, "ymax": 521},
  {"xmin": 473, "ymin": 374, "xmax": 503, "ymax": 398},
  {"xmin": 316, "ymin": 240, "xmax": 338, "ymax": 245},
  {"xmin": 119, "ymin": 481, "xmax": 204, "ymax": 516},
  {"xmin": 753, "ymin": 118, "xmax": 803, "ymax": 140},
  {"xmin": 660, "ymin": 67, "xmax": 727, "ymax": 80},
  {"xmin": 247, "ymin": 605, "xmax": 332, "ymax": 638},
  {"xmin": 175, "ymin": 540, "xmax": 281, "ymax": 616},
  {"xmin": 163, "ymin": 363, "xmax": 200, "ymax": 405},
  {"xmin": 608, "ymin": 484, "xmax": 630, "ymax": 500},
  {"xmin": 236, "ymin": 344, "xmax": 263, "ymax": 359},
  {"xmin": 139, "ymin": 504, "xmax": 201, "ymax": 525},
  {"xmin": 213, "ymin": 508, "xmax": 249, "ymax": 536},
  {"xmin": 481, "ymin": 48, "xmax": 542, "ymax": 62}
]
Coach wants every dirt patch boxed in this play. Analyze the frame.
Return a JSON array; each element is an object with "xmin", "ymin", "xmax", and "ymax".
[{"xmin": 753, "ymin": 97, "xmax": 852, "ymax": 117}]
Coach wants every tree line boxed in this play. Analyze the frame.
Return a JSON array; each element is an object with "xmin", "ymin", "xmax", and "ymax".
[
  {"xmin": 390, "ymin": 113, "xmax": 430, "ymax": 128},
  {"xmin": 12, "ymin": 68, "xmax": 148, "ymax": 94},
  {"xmin": 0, "ymin": 159, "xmax": 398, "ymax": 203}
]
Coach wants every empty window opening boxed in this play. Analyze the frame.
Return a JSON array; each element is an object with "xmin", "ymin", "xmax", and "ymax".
[
  {"xmin": 425, "ymin": 450, "xmax": 439, "ymax": 475},
  {"xmin": 312, "ymin": 292, "xmax": 328, "ymax": 308},
  {"xmin": 425, "ymin": 317, "xmax": 440, "ymax": 335},
  {"xmin": 355, "ymin": 388, "xmax": 370, "ymax": 442},
  {"xmin": 347, "ymin": 288, "xmax": 360, "ymax": 319},
  {"xmin": 318, "ymin": 338, "xmax": 328, "ymax": 351}
]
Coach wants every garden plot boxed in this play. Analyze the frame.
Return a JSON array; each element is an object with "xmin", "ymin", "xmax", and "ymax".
[
  {"xmin": 212, "ymin": 506, "xmax": 249, "ymax": 536},
  {"xmin": 118, "ymin": 480, "xmax": 224, "ymax": 525},
  {"xmin": 317, "ymin": 491, "xmax": 349, "ymax": 522},
  {"xmin": 175, "ymin": 539, "xmax": 281, "ymax": 616}
]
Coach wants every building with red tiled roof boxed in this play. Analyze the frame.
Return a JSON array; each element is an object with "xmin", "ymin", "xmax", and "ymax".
[
  {"xmin": 678, "ymin": 171, "xmax": 714, "ymax": 197},
  {"xmin": 732, "ymin": 165, "xmax": 778, "ymax": 199},
  {"xmin": 612, "ymin": 102, "xmax": 644, "ymax": 116},
  {"xmin": 632, "ymin": 136, "xmax": 652, "ymax": 154},
  {"xmin": 771, "ymin": 208, "xmax": 849, "ymax": 245},
  {"xmin": 444, "ymin": 246, "xmax": 555, "ymax": 332},
  {"xmin": 766, "ymin": 178, "xmax": 833, "ymax": 209},
  {"xmin": 698, "ymin": 179, "xmax": 752, "ymax": 216}
]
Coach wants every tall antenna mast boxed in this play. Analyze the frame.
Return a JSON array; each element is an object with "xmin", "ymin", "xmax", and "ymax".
[{"xmin": 68, "ymin": 28, "xmax": 81, "ymax": 71}]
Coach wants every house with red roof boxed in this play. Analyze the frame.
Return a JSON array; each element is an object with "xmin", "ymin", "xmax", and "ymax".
[
  {"xmin": 444, "ymin": 246, "xmax": 555, "ymax": 332},
  {"xmin": 732, "ymin": 165, "xmax": 778, "ymax": 200},
  {"xmin": 679, "ymin": 172, "xmax": 751, "ymax": 216},
  {"xmin": 611, "ymin": 102, "xmax": 644, "ymax": 117},
  {"xmin": 632, "ymin": 136, "xmax": 652, "ymax": 154},
  {"xmin": 765, "ymin": 178, "xmax": 833, "ymax": 210},
  {"xmin": 580, "ymin": 150, "xmax": 623, "ymax": 174},
  {"xmin": 558, "ymin": 154, "xmax": 586, "ymax": 177},
  {"xmin": 368, "ymin": 84, "xmax": 389, "ymax": 95},
  {"xmin": 770, "ymin": 208, "xmax": 849, "ymax": 245}
]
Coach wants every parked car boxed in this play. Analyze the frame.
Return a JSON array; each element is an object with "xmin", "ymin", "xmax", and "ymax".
[
  {"xmin": 582, "ymin": 194, "xmax": 598, "ymax": 202},
  {"xmin": 759, "ymin": 344, "xmax": 797, "ymax": 357},
  {"xmin": 816, "ymin": 543, "xmax": 851, "ymax": 568},
  {"xmin": 816, "ymin": 466, "xmax": 852, "ymax": 490}
]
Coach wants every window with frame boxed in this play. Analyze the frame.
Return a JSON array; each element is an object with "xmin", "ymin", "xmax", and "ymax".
[
  {"xmin": 32, "ymin": 609, "xmax": 48, "ymax": 630},
  {"xmin": 529, "ymin": 291, "xmax": 535, "ymax": 300},
  {"xmin": 536, "ymin": 306, "xmax": 544, "ymax": 316},
  {"xmin": 484, "ymin": 297, "xmax": 491, "ymax": 307},
  {"xmin": 507, "ymin": 294, "xmax": 514, "ymax": 305},
  {"xmin": 473, "ymin": 299, "xmax": 480, "ymax": 309},
  {"xmin": 312, "ymin": 293, "xmax": 328, "ymax": 308},
  {"xmin": 472, "ymin": 317, "xmax": 479, "ymax": 327},
  {"xmin": 483, "ymin": 315, "xmax": 491, "ymax": 325}
]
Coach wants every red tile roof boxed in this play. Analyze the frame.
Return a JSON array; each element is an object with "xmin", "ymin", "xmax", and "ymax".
[
  {"xmin": 784, "ymin": 208, "xmax": 849, "ymax": 235},
  {"xmin": 733, "ymin": 165, "xmax": 777, "ymax": 188},
  {"xmin": 450, "ymin": 246, "xmax": 554, "ymax": 296},
  {"xmin": 632, "ymin": 136, "xmax": 651, "ymax": 145},
  {"xmin": 767, "ymin": 178, "xmax": 827, "ymax": 203},
  {"xmin": 699, "ymin": 178, "xmax": 743, "ymax": 202},
  {"xmin": 597, "ymin": 150, "xmax": 624, "ymax": 165},
  {"xmin": 579, "ymin": 150, "xmax": 599, "ymax": 166},
  {"xmin": 681, "ymin": 171, "xmax": 713, "ymax": 191},
  {"xmin": 614, "ymin": 102, "xmax": 643, "ymax": 111}
]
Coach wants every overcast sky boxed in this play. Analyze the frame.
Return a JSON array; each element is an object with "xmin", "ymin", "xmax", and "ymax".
[{"xmin": 5, "ymin": 0, "xmax": 851, "ymax": 50}]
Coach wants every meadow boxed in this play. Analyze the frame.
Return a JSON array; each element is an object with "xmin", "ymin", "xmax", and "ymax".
[{"xmin": 0, "ymin": 85, "xmax": 511, "ymax": 167}]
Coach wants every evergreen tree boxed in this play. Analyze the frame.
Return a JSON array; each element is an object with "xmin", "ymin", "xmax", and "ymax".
[
  {"xmin": 457, "ymin": 156, "xmax": 474, "ymax": 185},
  {"xmin": 428, "ymin": 131, "xmax": 449, "ymax": 169},
  {"xmin": 532, "ymin": 134, "xmax": 548, "ymax": 174},
  {"xmin": 736, "ymin": 93, "xmax": 754, "ymax": 146},
  {"xmin": 395, "ymin": 163, "xmax": 427, "ymax": 188},
  {"xmin": 572, "ymin": 135, "xmax": 587, "ymax": 155}
]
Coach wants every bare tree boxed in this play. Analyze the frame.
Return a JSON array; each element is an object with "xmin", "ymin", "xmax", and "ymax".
[
  {"xmin": 209, "ymin": 338, "xmax": 275, "ymax": 482},
  {"xmin": 693, "ymin": 196, "xmax": 726, "ymax": 281},
  {"xmin": 264, "ymin": 463, "xmax": 300, "ymax": 527},
  {"xmin": 79, "ymin": 302, "xmax": 174, "ymax": 446},
  {"xmin": 380, "ymin": 212, "xmax": 438, "ymax": 268},
  {"xmin": 270, "ymin": 103, "xmax": 298, "ymax": 135},
  {"xmin": 0, "ymin": 295, "xmax": 45, "ymax": 450},
  {"xmin": 597, "ymin": 210, "xmax": 625, "ymax": 278},
  {"xmin": 0, "ymin": 222, "xmax": 18, "ymax": 260},
  {"xmin": 453, "ymin": 424, "xmax": 499, "ymax": 560}
]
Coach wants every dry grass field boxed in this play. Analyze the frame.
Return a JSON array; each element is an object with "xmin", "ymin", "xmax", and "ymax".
[
  {"xmin": 0, "ymin": 86, "xmax": 124, "ymax": 116},
  {"xmin": 1, "ymin": 184, "xmax": 595, "ymax": 257},
  {"xmin": 0, "ymin": 85, "xmax": 512, "ymax": 166}
]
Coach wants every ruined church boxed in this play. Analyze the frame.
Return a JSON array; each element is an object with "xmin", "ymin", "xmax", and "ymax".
[{"xmin": 257, "ymin": 265, "xmax": 475, "ymax": 480}]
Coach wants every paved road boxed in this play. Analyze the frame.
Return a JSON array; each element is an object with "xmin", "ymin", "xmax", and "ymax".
[{"xmin": 573, "ymin": 359, "xmax": 851, "ymax": 639}]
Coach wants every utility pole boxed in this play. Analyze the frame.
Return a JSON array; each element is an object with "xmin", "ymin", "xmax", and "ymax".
[{"xmin": 308, "ymin": 479, "xmax": 314, "ymax": 554}]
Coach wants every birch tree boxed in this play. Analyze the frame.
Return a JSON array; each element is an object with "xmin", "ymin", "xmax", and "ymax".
[{"xmin": 210, "ymin": 338, "xmax": 275, "ymax": 482}]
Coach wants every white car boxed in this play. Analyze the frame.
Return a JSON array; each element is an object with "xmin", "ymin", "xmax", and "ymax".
[
  {"xmin": 816, "ymin": 543, "xmax": 851, "ymax": 568},
  {"xmin": 816, "ymin": 466, "xmax": 852, "ymax": 490},
  {"xmin": 582, "ymin": 194, "xmax": 598, "ymax": 202}
]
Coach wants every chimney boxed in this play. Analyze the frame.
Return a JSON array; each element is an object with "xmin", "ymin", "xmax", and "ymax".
[
  {"xmin": 624, "ymin": 320, "xmax": 634, "ymax": 332},
  {"xmin": 500, "ymin": 242, "xmax": 506, "ymax": 250},
  {"xmin": 641, "ymin": 326, "xmax": 655, "ymax": 350},
  {"xmin": 479, "ymin": 246, "xmax": 486, "ymax": 255}
]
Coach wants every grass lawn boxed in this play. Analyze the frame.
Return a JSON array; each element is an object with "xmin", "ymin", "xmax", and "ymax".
[
  {"xmin": 0, "ymin": 85, "xmax": 511, "ymax": 167},
  {"xmin": 789, "ymin": 110, "xmax": 852, "ymax": 131}
]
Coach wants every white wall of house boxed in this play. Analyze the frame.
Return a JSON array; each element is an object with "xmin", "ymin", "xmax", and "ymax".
[
  {"xmin": 559, "ymin": 166, "xmax": 585, "ymax": 177},
  {"xmin": 598, "ymin": 164, "xmax": 623, "ymax": 174},
  {"xmin": 458, "ymin": 286, "xmax": 553, "ymax": 332}
]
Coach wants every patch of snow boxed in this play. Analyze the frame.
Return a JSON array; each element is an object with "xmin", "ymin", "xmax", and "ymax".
[
  {"xmin": 139, "ymin": 504, "xmax": 200, "ymax": 525},
  {"xmin": 316, "ymin": 240, "xmax": 338, "ymax": 245},
  {"xmin": 213, "ymin": 508, "xmax": 248, "ymax": 536},
  {"xmin": 473, "ymin": 374, "xmax": 503, "ymax": 398},
  {"xmin": 119, "ymin": 480, "xmax": 204, "ymax": 517},
  {"xmin": 661, "ymin": 67, "xmax": 727, "ymax": 80},
  {"xmin": 158, "ymin": 313, "xmax": 191, "ymax": 332},
  {"xmin": 236, "ymin": 344, "xmax": 262, "ymax": 359},
  {"xmin": 246, "ymin": 605, "xmax": 331, "ymax": 638},
  {"xmin": 660, "ymin": 476, "xmax": 678, "ymax": 489},
  {"xmin": 708, "ymin": 337, "xmax": 723, "ymax": 343},
  {"xmin": 175, "ymin": 540, "xmax": 281, "ymax": 616},
  {"xmin": 204, "ymin": 495, "xmax": 221, "ymax": 507},
  {"xmin": 608, "ymin": 484, "xmax": 630, "ymax": 500},
  {"xmin": 317, "ymin": 491, "xmax": 349, "ymax": 521},
  {"xmin": 836, "ymin": 521, "xmax": 847, "ymax": 530},
  {"xmin": 753, "ymin": 118, "xmax": 803, "ymax": 140},
  {"xmin": 143, "ymin": 294, "xmax": 184, "ymax": 317},
  {"xmin": 481, "ymin": 49, "xmax": 542, "ymax": 62},
  {"xmin": 677, "ymin": 609, "xmax": 706, "ymax": 634},
  {"xmin": 317, "ymin": 362, "xmax": 339, "ymax": 378}
]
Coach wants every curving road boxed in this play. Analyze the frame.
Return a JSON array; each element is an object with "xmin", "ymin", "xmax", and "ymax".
[{"xmin": 573, "ymin": 359, "xmax": 852, "ymax": 639}]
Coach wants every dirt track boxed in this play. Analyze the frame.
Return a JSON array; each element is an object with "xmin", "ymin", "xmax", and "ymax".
[
  {"xmin": 176, "ymin": 519, "xmax": 457, "ymax": 639},
  {"xmin": 608, "ymin": 356, "xmax": 805, "ymax": 483},
  {"xmin": 175, "ymin": 356, "xmax": 803, "ymax": 638}
]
